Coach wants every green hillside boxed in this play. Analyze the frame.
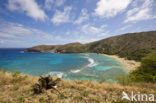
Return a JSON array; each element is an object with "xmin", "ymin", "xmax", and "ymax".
[
  {"xmin": 25, "ymin": 31, "xmax": 156, "ymax": 61},
  {"xmin": 129, "ymin": 51, "xmax": 156, "ymax": 83},
  {"xmin": 86, "ymin": 31, "xmax": 156, "ymax": 60}
]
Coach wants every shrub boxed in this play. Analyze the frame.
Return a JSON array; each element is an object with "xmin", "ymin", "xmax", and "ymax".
[
  {"xmin": 129, "ymin": 51, "xmax": 156, "ymax": 83},
  {"xmin": 11, "ymin": 70, "xmax": 27, "ymax": 83},
  {"xmin": 118, "ymin": 49, "xmax": 150, "ymax": 61},
  {"xmin": 114, "ymin": 74, "xmax": 130, "ymax": 85},
  {"xmin": 19, "ymin": 96, "xmax": 25, "ymax": 102},
  {"xmin": 0, "ymin": 68, "xmax": 7, "ymax": 73}
]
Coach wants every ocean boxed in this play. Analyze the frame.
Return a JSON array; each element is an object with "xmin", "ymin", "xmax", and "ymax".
[{"xmin": 0, "ymin": 48, "xmax": 128, "ymax": 81}]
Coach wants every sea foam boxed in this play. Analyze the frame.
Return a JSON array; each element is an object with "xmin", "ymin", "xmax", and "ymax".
[
  {"xmin": 20, "ymin": 51, "xmax": 24, "ymax": 53},
  {"xmin": 70, "ymin": 55, "xmax": 98, "ymax": 74},
  {"xmin": 87, "ymin": 58, "xmax": 98, "ymax": 67},
  {"xmin": 82, "ymin": 54, "xmax": 98, "ymax": 68},
  {"xmin": 70, "ymin": 69, "xmax": 81, "ymax": 73},
  {"xmin": 48, "ymin": 72, "xmax": 65, "ymax": 78}
]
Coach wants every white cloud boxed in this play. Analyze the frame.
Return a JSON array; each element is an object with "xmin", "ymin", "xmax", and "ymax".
[
  {"xmin": 51, "ymin": 6, "xmax": 72, "ymax": 25},
  {"xmin": 0, "ymin": 19, "xmax": 109, "ymax": 47},
  {"xmin": 0, "ymin": 40, "xmax": 4, "ymax": 44},
  {"xmin": 55, "ymin": 0, "xmax": 66, "ymax": 7},
  {"xmin": 74, "ymin": 8, "xmax": 89, "ymax": 24},
  {"xmin": 72, "ymin": 35, "xmax": 100, "ymax": 43},
  {"xmin": 81, "ymin": 24, "xmax": 107, "ymax": 35},
  {"xmin": 45, "ymin": 0, "xmax": 66, "ymax": 10},
  {"xmin": 45, "ymin": 0, "xmax": 54, "ymax": 10},
  {"xmin": 57, "ymin": 23, "xmax": 109, "ymax": 43},
  {"xmin": 66, "ymin": 31, "xmax": 70, "ymax": 35},
  {"xmin": 0, "ymin": 20, "xmax": 68, "ymax": 47},
  {"xmin": 77, "ymin": 24, "xmax": 109, "ymax": 40},
  {"xmin": 81, "ymin": 24, "xmax": 102, "ymax": 34},
  {"xmin": 97, "ymin": 32, "xmax": 108, "ymax": 37},
  {"xmin": 94, "ymin": 0, "xmax": 131, "ymax": 18},
  {"xmin": 7, "ymin": 0, "xmax": 47, "ymax": 21},
  {"xmin": 120, "ymin": 25, "xmax": 132, "ymax": 31},
  {"xmin": 0, "ymin": 21, "xmax": 50, "ymax": 40},
  {"xmin": 124, "ymin": 0, "xmax": 156, "ymax": 23},
  {"xmin": 100, "ymin": 24, "xmax": 107, "ymax": 29}
]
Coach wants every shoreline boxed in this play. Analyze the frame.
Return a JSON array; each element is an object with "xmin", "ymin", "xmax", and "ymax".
[{"xmin": 102, "ymin": 54, "xmax": 140, "ymax": 71}]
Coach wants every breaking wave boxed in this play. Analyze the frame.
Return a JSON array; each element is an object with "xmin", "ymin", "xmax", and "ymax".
[{"xmin": 47, "ymin": 72, "xmax": 66, "ymax": 78}]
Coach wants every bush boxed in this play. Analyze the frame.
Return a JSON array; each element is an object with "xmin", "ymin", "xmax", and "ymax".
[
  {"xmin": 0, "ymin": 68, "xmax": 7, "ymax": 73},
  {"xmin": 11, "ymin": 70, "xmax": 27, "ymax": 83},
  {"xmin": 114, "ymin": 74, "xmax": 131, "ymax": 85},
  {"xmin": 129, "ymin": 51, "xmax": 156, "ymax": 83},
  {"xmin": 118, "ymin": 49, "xmax": 150, "ymax": 61}
]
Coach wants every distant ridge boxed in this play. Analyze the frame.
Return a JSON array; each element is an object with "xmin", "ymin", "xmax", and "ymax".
[{"xmin": 25, "ymin": 31, "xmax": 156, "ymax": 61}]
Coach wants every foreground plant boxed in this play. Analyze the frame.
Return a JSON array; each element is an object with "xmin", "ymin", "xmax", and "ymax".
[
  {"xmin": 129, "ymin": 51, "xmax": 156, "ymax": 83},
  {"xmin": 33, "ymin": 75, "xmax": 61, "ymax": 94}
]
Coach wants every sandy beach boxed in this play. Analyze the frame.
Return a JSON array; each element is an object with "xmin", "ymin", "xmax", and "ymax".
[{"xmin": 103, "ymin": 54, "xmax": 141, "ymax": 71}]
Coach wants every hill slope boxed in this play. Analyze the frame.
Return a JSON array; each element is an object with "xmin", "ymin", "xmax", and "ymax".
[
  {"xmin": 24, "ymin": 42, "xmax": 84, "ymax": 53},
  {"xmin": 25, "ymin": 31, "xmax": 156, "ymax": 61},
  {"xmin": 86, "ymin": 31, "xmax": 156, "ymax": 60},
  {"xmin": 0, "ymin": 71, "xmax": 156, "ymax": 103}
]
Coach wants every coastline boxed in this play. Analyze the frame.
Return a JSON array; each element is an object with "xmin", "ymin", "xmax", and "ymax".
[{"xmin": 103, "ymin": 54, "xmax": 141, "ymax": 71}]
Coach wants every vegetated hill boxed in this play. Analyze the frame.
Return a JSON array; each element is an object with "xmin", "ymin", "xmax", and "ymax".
[
  {"xmin": 24, "ymin": 45, "xmax": 62, "ymax": 52},
  {"xmin": 24, "ymin": 42, "xmax": 84, "ymax": 53},
  {"xmin": 86, "ymin": 31, "xmax": 156, "ymax": 60},
  {"xmin": 25, "ymin": 31, "xmax": 156, "ymax": 61}
]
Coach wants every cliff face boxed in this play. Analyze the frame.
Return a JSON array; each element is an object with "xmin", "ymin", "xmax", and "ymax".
[{"xmin": 25, "ymin": 31, "xmax": 156, "ymax": 60}]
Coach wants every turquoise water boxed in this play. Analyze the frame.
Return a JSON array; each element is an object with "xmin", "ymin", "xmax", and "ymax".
[{"xmin": 0, "ymin": 48, "xmax": 128, "ymax": 81}]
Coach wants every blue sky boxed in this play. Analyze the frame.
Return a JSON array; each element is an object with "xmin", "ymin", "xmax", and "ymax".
[{"xmin": 0, "ymin": 0, "xmax": 156, "ymax": 48}]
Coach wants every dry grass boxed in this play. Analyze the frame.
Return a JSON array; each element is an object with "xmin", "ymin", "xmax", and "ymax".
[{"xmin": 0, "ymin": 71, "xmax": 156, "ymax": 103}]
